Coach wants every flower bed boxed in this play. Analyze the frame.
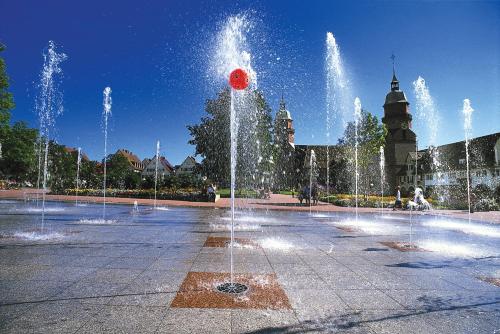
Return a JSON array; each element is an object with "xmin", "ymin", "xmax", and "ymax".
[{"xmin": 58, "ymin": 188, "xmax": 210, "ymax": 202}]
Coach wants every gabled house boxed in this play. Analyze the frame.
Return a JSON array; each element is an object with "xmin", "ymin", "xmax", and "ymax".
[
  {"xmin": 176, "ymin": 156, "xmax": 199, "ymax": 176},
  {"xmin": 115, "ymin": 149, "xmax": 144, "ymax": 172},
  {"xmin": 141, "ymin": 156, "xmax": 175, "ymax": 178}
]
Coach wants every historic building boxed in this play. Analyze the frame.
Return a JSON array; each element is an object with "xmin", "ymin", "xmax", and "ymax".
[
  {"xmin": 141, "ymin": 155, "xmax": 175, "ymax": 178},
  {"xmin": 175, "ymin": 156, "xmax": 199, "ymax": 176},
  {"xmin": 115, "ymin": 149, "xmax": 144, "ymax": 172},
  {"xmin": 382, "ymin": 70, "xmax": 417, "ymax": 191},
  {"xmin": 274, "ymin": 67, "xmax": 499, "ymax": 196},
  {"xmin": 273, "ymin": 95, "xmax": 296, "ymax": 190},
  {"xmin": 398, "ymin": 133, "xmax": 500, "ymax": 194}
]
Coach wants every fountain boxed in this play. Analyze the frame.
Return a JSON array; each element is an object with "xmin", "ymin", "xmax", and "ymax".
[
  {"xmin": 325, "ymin": 32, "xmax": 350, "ymax": 201},
  {"xmin": 379, "ymin": 146, "xmax": 385, "ymax": 210},
  {"xmin": 309, "ymin": 149, "xmax": 316, "ymax": 215},
  {"xmin": 154, "ymin": 140, "xmax": 160, "ymax": 209},
  {"xmin": 73, "ymin": 147, "xmax": 81, "ymax": 206},
  {"xmin": 354, "ymin": 97, "xmax": 362, "ymax": 222},
  {"xmin": 211, "ymin": 14, "xmax": 257, "ymax": 292},
  {"xmin": 102, "ymin": 87, "xmax": 112, "ymax": 220},
  {"xmin": 36, "ymin": 41, "xmax": 67, "ymax": 231},
  {"xmin": 462, "ymin": 99, "xmax": 474, "ymax": 223},
  {"xmin": 35, "ymin": 136, "xmax": 43, "ymax": 207},
  {"xmin": 413, "ymin": 76, "xmax": 444, "ymax": 202}
]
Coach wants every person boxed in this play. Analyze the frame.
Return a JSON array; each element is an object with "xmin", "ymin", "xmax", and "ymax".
[
  {"xmin": 393, "ymin": 186, "xmax": 402, "ymax": 210},
  {"xmin": 311, "ymin": 183, "xmax": 318, "ymax": 206},
  {"xmin": 207, "ymin": 184, "xmax": 215, "ymax": 202}
]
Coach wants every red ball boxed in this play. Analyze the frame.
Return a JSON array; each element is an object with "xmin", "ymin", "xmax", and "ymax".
[{"xmin": 229, "ymin": 68, "xmax": 249, "ymax": 90}]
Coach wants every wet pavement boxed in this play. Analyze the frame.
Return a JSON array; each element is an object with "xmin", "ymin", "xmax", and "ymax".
[{"xmin": 0, "ymin": 200, "xmax": 499, "ymax": 333}]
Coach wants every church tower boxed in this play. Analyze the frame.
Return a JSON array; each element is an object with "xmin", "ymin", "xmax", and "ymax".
[
  {"xmin": 274, "ymin": 94, "xmax": 295, "ymax": 189},
  {"xmin": 382, "ymin": 64, "xmax": 417, "ymax": 192},
  {"xmin": 275, "ymin": 95, "xmax": 295, "ymax": 145}
]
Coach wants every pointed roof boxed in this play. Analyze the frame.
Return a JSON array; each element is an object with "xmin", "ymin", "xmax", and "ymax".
[
  {"xmin": 384, "ymin": 65, "xmax": 408, "ymax": 106},
  {"xmin": 276, "ymin": 94, "xmax": 292, "ymax": 120}
]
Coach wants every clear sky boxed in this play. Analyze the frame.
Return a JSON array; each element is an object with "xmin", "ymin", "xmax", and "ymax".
[{"xmin": 1, "ymin": 0, "xmax": 499, "ymax": 164}]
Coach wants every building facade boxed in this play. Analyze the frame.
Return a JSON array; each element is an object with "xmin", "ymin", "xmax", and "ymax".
[
  {"xmin": 141, "ymin": 156, "xmax": 175, "ymax": 178},
  {"xmin": 176, "ymin": 156, "xmax": 199, "ymax": 176},
  {"xmin": 398, "ymin": 133, "xmax": 500, "ymax": 195},
  {"xmin": 382, "ymin": 71, "xmax": 417, "ymax": 192},
  {"xmin": 273, "ymin": 95, "xmax": 296, "ymax": 190},
  {"xmin": 115, "ymin": 149, "xmax": 144, "ymax": 172}
]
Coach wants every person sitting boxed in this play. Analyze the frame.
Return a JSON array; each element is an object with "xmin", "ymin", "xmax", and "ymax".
[
  {"xmin": 207, "ymin": 184, "xmax": 216, "ymax": 202},
  {"xmin": 393, "ymin": 186, "xmax": 402, "ymax": 210},
  {"xmin": 311, "ymin": 184, "xmax": 318, "ymax": 206},
  {"xmin": 298, "ymin": 185, "xmax": 309, "ymax": 205}
]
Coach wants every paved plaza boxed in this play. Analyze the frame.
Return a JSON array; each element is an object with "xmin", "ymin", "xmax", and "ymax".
[{"xmin": 0, "ymin": 200, "xmax": 499, "ymax": 333}]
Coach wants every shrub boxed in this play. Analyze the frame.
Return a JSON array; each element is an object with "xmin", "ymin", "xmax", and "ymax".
[
  {"xmin": 494, "ymin": 185, "xmax": 500, "ymax": 202},
  {"xmin": 57, "ymin": 188, "xmax": 210, "ymax": 202},
  {"xmin": 473, "ymin": 184, "xmax": 493, "ymax": 199},
  {"xmin": 474, "ymin": 198, "xmax": 499, "ymax": 212}
]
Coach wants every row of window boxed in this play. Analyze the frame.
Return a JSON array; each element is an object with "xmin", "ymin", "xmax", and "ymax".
[
  {"xmin": 419, "ymin": 169, "xmax": 500, "ymax": 181},
  {"xmin": 399, "ymin": 175, "xmax": 422, "ymax": 183}
]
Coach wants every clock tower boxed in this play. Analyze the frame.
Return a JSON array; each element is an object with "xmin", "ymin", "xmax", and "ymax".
[{"xmin": 382, "ymin": 64, "xmax": 417, "ymax": 192}]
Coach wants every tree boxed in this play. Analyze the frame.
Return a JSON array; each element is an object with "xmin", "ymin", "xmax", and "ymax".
[
  {"xmin": 337, "ymin": 109, "xmax": 387, "ymax": 196},
  {"xmin": 188, "ymin": 89, "xmax": 230, "ymax": 184},
  {"xmin": 47, "ymin": 141, "xmax": 75, "ymax": 193},
  {"xmin": 79, "ymin": 160, "xmax": 101, "ymax": 189},
  {"xmin": 329, "ymin": 155, "xmax": 351, "ymax": 193},
  {"xmin": 0, "ymin": 44, "xmax": 14, "ymax": 133},
  {"xmin": 187, "ymin": 89, "xmax": 274, "ymax": 188},
  {"xmin": 103, "ymin": 153, "xmax": 142, "ymax": 189},
  {"xmin": 0, "ymin": 122, "xmax": 38, "ymax": 181}
]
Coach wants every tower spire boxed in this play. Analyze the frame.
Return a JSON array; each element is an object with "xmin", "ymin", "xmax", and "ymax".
[
  {"xmin": 390, "ymin": 52, "xmax": 399, "ymax": 91},
  {"xmin": 390, "ymin": 52, "xmax": 396, "ymax": 77}
]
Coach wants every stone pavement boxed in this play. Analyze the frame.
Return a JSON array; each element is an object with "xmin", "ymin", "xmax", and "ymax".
[{"xmin": 0, "ymin": 203, "xmax": 499, "ymax": 333}]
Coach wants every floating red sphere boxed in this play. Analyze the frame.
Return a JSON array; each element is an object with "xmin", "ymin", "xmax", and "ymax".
[{"xmin": 229, "ymin": 68, "xmax": 249, "ymax": 90}]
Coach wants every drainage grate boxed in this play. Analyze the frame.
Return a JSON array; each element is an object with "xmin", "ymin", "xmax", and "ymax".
[{"xmin": 216, "ymin": 282, "xmax": 249, "ymax": 294}]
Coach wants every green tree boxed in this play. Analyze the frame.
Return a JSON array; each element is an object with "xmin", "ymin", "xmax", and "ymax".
[
  {"xmin": 188, "ymin": 89, "xmax": 230, "ymax": 184},
  {"xmin": 0, "ymin": 44, "xmax": 14, "ymax": 132},
  {"xmin": 187, "ymin": 89, "xmax": 274, "ymax": 188},
  {"xmin": 79, "ymin": 159, "xmax": 101, "ymax": 189},
  {"xmin": 47, "ymin": 141, "xmax": 75, "ymax": 193},
  {"xmin": 105, "ymin": 153, "xmax": 140, "ymax": 189},
  {"xmin": 1, "ymin": 122, "xmax": 38, "ymax": 181},
  {"xmin": 338, "ymin": 109, "xmax": 387, "ymax": 196}
]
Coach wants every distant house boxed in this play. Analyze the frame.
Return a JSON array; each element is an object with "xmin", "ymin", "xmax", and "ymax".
[
  {"xmin": 115, "ymin": 149, "xmax": 144, "ymax": 172},
  {"xmin": 142, "ymin": 158, "xmax": 152, "ymax": 167},
  {"xmin": 399, "ymin": 133, "xmax": 500, "ymax": 195},
  {"xmin": 397, "ymin": 151, "xmax": 425, "ymax": 195},
  {"xmin": 64, "ymin": 147, "xmax": 90, "ymax": 161},
  {"xmin": 176, "ymin": 156, "xmax": 199, "ymax": 176},
  {"xmin": 141, "ymin": 156, "xmax": 175, "ymax": 178}
]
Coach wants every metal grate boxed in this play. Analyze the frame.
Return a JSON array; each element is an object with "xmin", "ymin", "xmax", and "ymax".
[{"xmin": 216, "ymin": 282, "xmax": 248, "ymax": 294}]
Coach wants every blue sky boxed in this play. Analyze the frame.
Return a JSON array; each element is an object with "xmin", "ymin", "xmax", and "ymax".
[{"xmin": 1, "ymin": 0, "xmax": 499, "ymax": 164}]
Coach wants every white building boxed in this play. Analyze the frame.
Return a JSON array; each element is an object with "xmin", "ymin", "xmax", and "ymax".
[
  {"xmin": 175, "ymin": 156, "xmax": 199, "ymax": 176},
  {"xmin": 398, "ymin": 133, "xmax": 500, "ymax": 195},
  {"xmin": 141, "ymin": 156, "xmax": 174, "ymax": 178}
]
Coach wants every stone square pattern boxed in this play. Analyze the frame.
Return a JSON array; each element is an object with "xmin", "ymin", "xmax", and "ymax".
[
  {"xmin": 203, "ymin": 236, "xmax": 259, "ymax": 248},
  {"xmin": 171, "ymin": 271, "xmax": 291, "ymax": 310}
]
